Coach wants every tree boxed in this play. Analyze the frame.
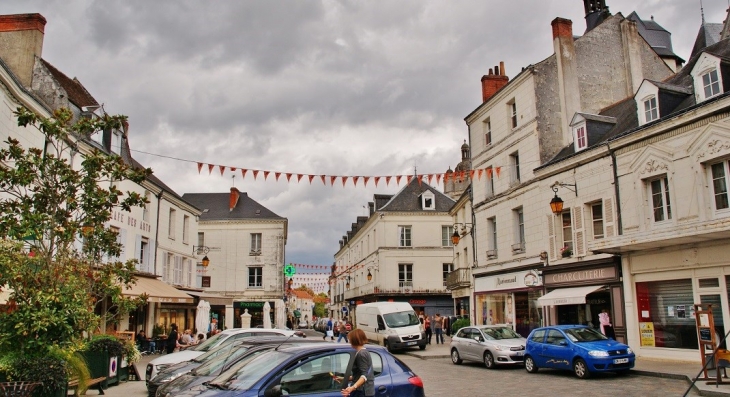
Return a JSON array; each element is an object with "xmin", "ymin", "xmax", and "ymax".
[
  {"xmin": 313, "ymin": 293, "xmax": 328, "ymax": 318},
  {"xmin": 294, "ymin": 284, "xmax": 315, "ymax": 297},
  {"xmin": 0, "ymin": 107, "xmax": 149, "ymax": 355}
]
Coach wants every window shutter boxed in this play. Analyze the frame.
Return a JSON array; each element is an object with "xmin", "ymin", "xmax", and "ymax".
[
  {"xmin": 573, "ymin": 206, "xmax": 586, "ymax": 256},
  {"xmin": 147, "ymin": 239, "xmax": 155, "ymax": 272},
  {"xmin": 134, "ymin": 235, "xmax": 142, "ymax": 271},
  {"xmin": 119, "ymin": 229, "xmax": 127, "ymax": 262},
  {"xmin": 547, "ymin": 215, "xmax": 556, "ymax": 260},
  {"xmin": 187, "ymin": 259, "xmax": 192, "ymax": 287},
  {"xmin": 162, "ymin": 253, "xmax": 169, "ymax": 282},
  {"xmin": 604, "ymin": 198, "xmax": 615, "ymax": 237},
  {"xmin": 174, "ymin": 256, "xmax": 181, "ymax": 285}
]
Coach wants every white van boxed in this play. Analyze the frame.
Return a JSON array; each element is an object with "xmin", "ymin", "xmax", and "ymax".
[{"xmin": 355, "ymin": 302, "xmax": 426, "ymax": 352}]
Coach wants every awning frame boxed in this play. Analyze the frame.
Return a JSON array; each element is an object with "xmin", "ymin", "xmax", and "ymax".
[{"xmin": 537, "ymin": 285, "xmax": 606, "ymax": 306}]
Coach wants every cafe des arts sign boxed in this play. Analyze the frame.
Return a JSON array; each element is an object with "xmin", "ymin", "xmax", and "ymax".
[{"xmin": 475, "ymin": 269, "xmax": 543, "ymax": 292}]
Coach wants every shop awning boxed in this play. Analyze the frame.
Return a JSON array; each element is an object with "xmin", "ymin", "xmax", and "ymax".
[
  {"xmin": 123, "ymin": 277, "xmax": 194, "ymax": 304},
  {"xmin": 185, "ymin": 291, "xmax": 234, "ymax": 306},
  {"xmin": 537, "ymin": 285, "xmax": 605, "ymax": 306}
]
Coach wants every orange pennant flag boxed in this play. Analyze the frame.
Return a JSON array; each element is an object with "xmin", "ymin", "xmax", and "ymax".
[
  {"xmin": 417, "ymin": 174, "xmax": 424, "ymax": 186},
  {"xmin": 406, "ymin": 175, "xmax": 413, "ymax": 185},
  {"xmin": 252, "ymin": 170, "xmax": 259, "ymax": 180},
  {"xmin": 436, "ymin": 174, "xmax": 442, "ymax": 185},
  {"xmin": 230, "ymin": 167, "xmax": 237, "ymax": 172},
  {"xmin": 197, "ymin": 163, "xmax": 203, "ymax": 174},
  {"xmin": 208, "ymin": 164, "xmax": 214, "ymax": 174},
  {"xmin": 374, "ymin": 177, "xmax": 380, "ymax": 187},
  {"xmin": 341, "ymin": 176, "xmax": 348, "ymax": 187},
  {"xmin": 385, "ymin": 176, "xmax": 391, "ymax": 186},
  {"xmin": 352, "ymin": 176, "xmax": 359, "ymax": 186},
  {"xmin": 286, "ymin": 173, "xmax": 292, "ymax": 182},
  {"xmin": 263, "ymin": 171, "xmax": 270, "ymax": 181},
  {"xmin": 297, "ymin": 174, "xmax": 304, "ymax": 183},
  {"xmin": 496, "ymin": 167, "xmax": 501, "ymax": 178},
  {"xmin": 241, "ymin": 169, "xmax": 248, "ymax": 179},
  {"xmin": 486, "ymin": 168, "xmax": 493, "ymax": 178},
  {"xmin": 469, "ymin": 170, "xmax": 476, "ymax": 180},
  {"xmin": 443, "ymin": 172, "xmax": 449, "ymax": 184},
  {"xmin": 363, "ymin": 176, "xmax": 370, "ymax": 187},
  {"xmin": 320, "ymin": 175, "xmax": 326, "ymax": 185},
  {"xmin": 396, "ymin": 175, "xmax": 402, "ymax": 185},
  {"xmin": 427, "ymin": 174, "xmax": 434, "ymax": 184},
  {"xmin": 477, "ymin": 169, "xmax": 483, "ymax": 180},
  {"xmin": 330, "ymin": 176, "xmax": 337, "ymax": 186},
  {"xmin": 219, "ymin": 165, "xmax": 226, "ymax": 176}
]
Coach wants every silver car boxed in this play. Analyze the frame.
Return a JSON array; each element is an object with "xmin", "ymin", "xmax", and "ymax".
[{"xmin": 450, "ymin": 325, "xmax": 527, "ymax": 369}]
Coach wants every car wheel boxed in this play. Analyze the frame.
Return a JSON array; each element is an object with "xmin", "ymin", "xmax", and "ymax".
[
  {"xmin": 451, "ymin": 348, "xmax": 463, "ymax": 365},
  {"xmin": 385, "ymin": 340, "xmax": 393, "ymax": 353},
  {"xmin": 484, "ymin": 352, "xmax": 495, "ymax": 369},
  {"xmin": 573, "ymin": 358, "xmax": 590, "ymax": 379},
  {"xmin": 524, "ymin": 356, "xmax": 538, "ymax": 373}
]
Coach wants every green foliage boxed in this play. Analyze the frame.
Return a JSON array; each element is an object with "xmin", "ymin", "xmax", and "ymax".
[
  {"xmin": 0, "ymin": 349, "xmax": 80, "ymax": 396},
  {"xmin": 452, "ymin": 318, "xmax": 470, "ymax": 334},
  {"xmin": 152, "ymin": 324, "xmax": 164, "ymax": 338},
  {"xmin": 0, "ymin": 107, "xmax": 150, "ymax": 356},
  {"xmin": 122, "ymin": 339, "xmax": 141, "ymax": 364},
  {"xmin": 85, "ymin": 335, "xmax": 124, "ymax": 358}
]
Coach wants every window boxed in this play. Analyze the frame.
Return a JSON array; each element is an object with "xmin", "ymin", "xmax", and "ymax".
[
  {"xmin": 513, "ymin": 208, "xmax": 525, "ymax": 253},
  {"xmin": 486, "ymin": 166, "xmax": 495, "ymax": 197},
  {"xmin": 421, "ymin": 191, "xmax": 435, "ymax": 210},
  {"xmin": 398, "ymin": 264, "xmax": 413, "ymax": 287},
  {"xmin": 168, "ymin": 208, "xmax": 176, "ymax": 239},
  {"xmin": 183, "ymin": 215, "xmax": 190, "ymax": 244},
  {"xmin": 510, "ymin": 152, "xmax": 520, "ymax": 184},
  {"xmin": 484, "ymin": 119, "xmax": 492, "ymax": 146},
  {"xmin": 142, "ymin": 191, "xmax": 150, "ymax": 222},
  {"xmin": 509, "ymin": 101, "xmax": 517, "ymax": 128},
  {"xmin": 442, "ymin": 225, "xmax": 454, "ymax": 247},
  {"xmin": 644, "ymin": 97, "xmax": 658, "ymax": 123},
  {"xmin": 546, "ymin": 329, "xmax": 567, "ymax": 346},
  {"xmin": 278, "ymin": 352, "xmax": 352, "ymax": 394},
  {"xmin": 248, "ymin": 267, "xmax": 263, "ymax": 288},
  {"xmin": 111, "ymin": 131, "xmax": 122, "ymax": 154},
  {"xmin": 174, "ymin": 256, "xmax": 182, "ymax": 284},
  {"xmin": 635, "ymin": 279, "xmax": 695, "ymax": 349},
  {"xmin": 575, "ymin": 126, "xmax": 587, "ymax": 150},
  {"xmin": 443, "ymin": 263, "xmax": 453, "ymax": 286},
  {"xmin": 140, "ymin": 238, "xmax": 149, "ymax": 267},
  {"xmin": 197, "ymin": 232, "xmax": 205, "ymax": 251},
  {"xmin": 164, "ymin": 253, "xmax": 173, "ymax": 282},
  {"xmin": 398, "ymin": 226, "xmax": 412, "ymax": 247},
  {"xmin": 649, "ymin": 177, "xmax": 672, "ymax": 222},
  {"xmin": 250, "ymin": 233, "xmax": 262, "ymax": 254},
  {"xmin": 703, "ymin": 69, "xmax": 721, "ymax": 98},
  {"xmin": 591, "ymin": 202, "xmax": 604, "ymax": 239},
  {"xmin": 561, "ymin": 211, "xmax": 573, "ymax": 251},
  {"xmin": 186, "ymin": 259, "xmax": 192, "ymax": 287},
  {"xmin": 711, "ymin": 161, "xmax": 730, "ymax": 210},
  {"xmin": 529, "ymin": 329, "xmax": 546, "ymax": 343},
  {"xmin": 488, "ymin": 216, "xmax": 497, "ymax": 251}
]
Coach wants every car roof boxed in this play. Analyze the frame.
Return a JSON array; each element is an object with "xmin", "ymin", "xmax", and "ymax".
[
  {"xmin": 220, "ymin": 328, "xmax": 293, "ymax": 335},
  {"xmin": 534, "ymin": 325, "xmax": 589, "ymax": 331},
  {"xmin": 274, "ymin": 343, "xmax": 388, "ymax": 354},
  {"xmin": 230, "ymin": 337, "xmax": 325, "ymax": 346}
]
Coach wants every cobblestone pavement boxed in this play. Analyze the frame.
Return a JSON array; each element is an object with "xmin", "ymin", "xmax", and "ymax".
[{"xmin": 397, "ymin": 354, "xmax": 700, "ymax": 397}]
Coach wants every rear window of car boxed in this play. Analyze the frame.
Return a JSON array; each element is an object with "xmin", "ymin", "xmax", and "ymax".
[{"xmin": 529, "ymin": 329, "xmax": 546, "ymax": 343}]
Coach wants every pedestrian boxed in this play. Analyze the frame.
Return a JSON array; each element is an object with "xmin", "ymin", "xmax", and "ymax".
[
  {"xmin": 424, "ymin": 316, "xmax": 432, "ymax": 344},
  {"xmin": 337, "ymin": 320, "xmax": 350, "ymax": 343},
  {"xmin": 341, "ymin": 329, "xmax": 375, "ymax": 397},
  {"xmin": 166, "ymin": 324, "xmax": 178, "ymax": 354},
  {"xmin": 434, "ymin": 314, "xmax": 443, "ymax": 344},
  {"xmin": 324, "ymin": 316, "xmax": 335, "ymax": 341}
]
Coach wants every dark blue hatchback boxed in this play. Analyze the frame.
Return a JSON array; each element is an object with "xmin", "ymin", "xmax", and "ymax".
[
  {"xmin": 165, "ymin": 343, "xmax": 425, "ymax": 397},
  {"xmin": 524, "ymin": 325, "xmax": 635, "ymax": 379}
]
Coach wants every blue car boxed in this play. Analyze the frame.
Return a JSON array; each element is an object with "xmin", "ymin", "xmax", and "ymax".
[
  {"xmin": 165, "ymin": 343, "xmax": 425, "ymax": 397},
  {"xmin": 524, "ymin": 325, "xmax": 635, "ymax": 378}
]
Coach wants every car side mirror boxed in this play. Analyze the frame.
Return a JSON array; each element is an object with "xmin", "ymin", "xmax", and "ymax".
[
  {"xmin": 264, "ymin": 385, "xmax": 283, "ymax": 397},
  {"xmin": 559, "ymin": 341, "xmax": 568, "ymax": 347}
]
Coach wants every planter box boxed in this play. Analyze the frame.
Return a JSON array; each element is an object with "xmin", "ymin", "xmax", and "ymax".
[{"xmin": 79, "ymin": 351, "xmax": 109, "ymax": 390}]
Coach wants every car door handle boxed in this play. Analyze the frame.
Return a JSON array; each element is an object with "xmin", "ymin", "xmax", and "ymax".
[{"xmin": 378, "ymin": 386, "xmax": 387, "ymax": 392}]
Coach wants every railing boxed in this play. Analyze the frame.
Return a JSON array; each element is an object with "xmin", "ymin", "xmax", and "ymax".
[{"xmin": 445, "ymin": 268, "xmax": 471, "ymax": 290}]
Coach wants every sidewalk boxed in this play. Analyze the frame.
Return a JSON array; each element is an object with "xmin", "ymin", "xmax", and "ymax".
[{"xmin": 402, "ymin": 339, "xmax": 730, "ymax": 397}]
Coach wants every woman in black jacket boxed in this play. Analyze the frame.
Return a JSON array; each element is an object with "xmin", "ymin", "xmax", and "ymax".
[{"xmin": 166, "ymin": 324, "xmax": 178, "ymax": 354}]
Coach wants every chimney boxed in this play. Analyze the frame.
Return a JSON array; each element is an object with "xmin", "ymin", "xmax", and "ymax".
[
  {"xmin": 552, "ymin": 18, "xmax": 581, "ymax": 146},
  {"xmin": 0, "ymin": 14, "xmax": 46, "ymax": 88},
  {"xmin": 480, "ymin": 61, "xmax": 509, "ymax": 102},
  {"xmin": 229, "ymin": 187, "xmax": 240, "ymax": 211}
]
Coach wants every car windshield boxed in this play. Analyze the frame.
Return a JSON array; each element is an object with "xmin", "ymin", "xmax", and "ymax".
[
  {"xmin": 564, "ymin": 327, "xmax": 608, "ymax": 342},
  {"xmin": 193, "ymin": 333, "xmax": 226, "ymax": 352},
  {"xmin": 480, "ymin": 327, "xmax": 521, "ymax": 340},
  {"xmin": 210, "ymin": 350, "xmax": 290, "ymax": 391},
  {"xmin": 383, "ymin": 311, "xmax": 420, "ymax": 328},
  {"xmin": 192, "ymin": 346, "xmax": 252, "ymax": 376},
  {"xmin": 192, "ymin": 342, "xmax": 237, "ymax": 362}
]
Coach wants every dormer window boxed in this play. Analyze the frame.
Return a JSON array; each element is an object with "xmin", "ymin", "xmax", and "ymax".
[
  {"xmin": 574, "ymin": 124, "xmax": 587, "ymax": 151},
  {"xmin": 644, "ymin": 96, "xmax": 658, "ymax": 123},
  {"xmin": 111, "ymin": 131, "xmax": 122, "ymax": 154},
  {"xmin": 703, "ymin": 69, "xmax": 721, "ymax": 99},
  {"xmin": 421, "ymin": 191, "xmax": 435, "ymax": 210}
]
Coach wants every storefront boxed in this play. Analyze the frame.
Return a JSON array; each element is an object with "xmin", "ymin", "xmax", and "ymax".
[
  {"xmin": 185, "ymin": 291, "xmax": 235, "ymax": 334},
  {"xmin": 539, "ymin": 258, "xmax": 626, "ymax": 343},
  {"xmin": 474, "ymin": 267, "xmax": 543, "ymax": 337},
  {"xmin": 234, "ymin": 301, "xmax": 276, "ymax": 328},
  {"xmin": 122, "ymin": 275, "xmax": 195, "ymax": 334}
]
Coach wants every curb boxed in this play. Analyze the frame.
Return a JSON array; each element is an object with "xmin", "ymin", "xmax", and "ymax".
[{"xmin": 632, "ymin": 370, "xmax": 730, "ymax": 397}]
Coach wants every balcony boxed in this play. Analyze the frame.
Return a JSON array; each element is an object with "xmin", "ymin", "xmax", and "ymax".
[
  {"xmin": 399, "ymin": 281, "xmax": 413, "ymax": 293},
  {"xmin": 445, "ymin": 268, "xmax": 471, "ymax": 290}
]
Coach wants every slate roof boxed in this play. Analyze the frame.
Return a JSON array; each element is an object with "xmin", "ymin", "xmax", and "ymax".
[
  {"xmin": 626, "ymin": 12, "xmax": 683, "ymax": 62},
  {"xmin": 691, "ymin": 23, "xmax": 724, "ymax": 59},
  {"xmin": 40, "ymin": 59, "xmax": 99, "ymax": 108},
  {"xmin": 378, "ymin": 180, "xmax": 455, "ymax": 212},
  {"xmin": 182, "ymin": 191, "xmax": 285, "ymax": 221}
]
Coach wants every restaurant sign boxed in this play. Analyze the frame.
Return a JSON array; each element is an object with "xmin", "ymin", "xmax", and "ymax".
[
  {"xmin": 544, "ymin": 266, "xmax": 616, "ymax": 286},
  {"xmin": 475, "ymin": 269, "xmax": 543, "ymax": 292}
]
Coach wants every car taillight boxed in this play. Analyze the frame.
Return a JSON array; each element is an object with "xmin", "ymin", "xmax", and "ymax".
[{"xmin": 408, "ymin": 375, "xmax": 424, "ymax": 388}]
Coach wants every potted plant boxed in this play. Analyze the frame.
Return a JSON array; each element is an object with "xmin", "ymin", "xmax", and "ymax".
[
  {"xmin": 118, "ymin": 340, "xmax": 141, "ymax": 381},
  {"xmin": 560, "ymin": 246, "xmax": 573, "ymax": 258},
  {"xmin": 0, "ymin": 349, "xmax": 89, "ymax": 397},
  {"xmin": 83, "ymin": 335, "xmax": 124, "ymax": 387}
]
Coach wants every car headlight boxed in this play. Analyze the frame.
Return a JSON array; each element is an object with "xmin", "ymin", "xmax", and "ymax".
[
  {"xmin": 493, "ymin": 345, "xmax": 509, "ymax": 351},
  {"xmin": 588, "ymin": 350, "xmax": 610, "ymax": 357},
  {"xmin": 626, "ymin": 347, "xmax": 633, "ymax": 354},
  {"xmin": 160, "ymin": 371, "xmax": 185, "ymax": 384}
]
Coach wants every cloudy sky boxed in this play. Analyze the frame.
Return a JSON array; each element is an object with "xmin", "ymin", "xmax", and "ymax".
[{"xmin": 4, "ymin": 0, "xmax": 728, "ymax": 272}]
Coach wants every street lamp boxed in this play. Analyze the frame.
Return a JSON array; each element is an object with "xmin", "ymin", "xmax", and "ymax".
[
  {"xmin": 367, "ymin": 270, "xmax": 372, "ymax": 282},
  {"xmin": 346, "ymin": 276, "xmax": 351, "ymax": 290},
  {"xmin": 451, "ymin": 223, "xmax": 473, "ymax": 245},
  {"xmin": 193, "ymin": 245, "xmax": 211, "ymax": 267},
  {"xmin": 548, "ymin": 182, "xmax": 578, "ymax": 215}
]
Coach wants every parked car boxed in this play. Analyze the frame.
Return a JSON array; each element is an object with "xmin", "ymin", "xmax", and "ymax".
[
  {"xmin": 164, "ymin": 344, "xmax": 425, "ymax": 397},
  {"xmin": 313, "ymin": 318, "xmax": 328, "ymax": 333},
  {"xmin": 145, "ymin": 328, "xmax": 299, "ymax": 382},
  {"xmin": 524, "ymin": 325, "xmax": 635, "ymax": 378},
  {"xmin": 450, "ymin": 325, "xmax": 527, "ymax": 368},
  {"xmin": 149, "ymin": 336, "xmax": 319, "ymax": 397}
]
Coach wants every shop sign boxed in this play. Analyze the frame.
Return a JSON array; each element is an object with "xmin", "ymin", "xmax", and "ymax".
[
  {"xmin": 409, "ymin": 299, "xmax": 427, "ymax": 305},
  {"xmin": 475, "ymin": 269, "xmax": 543, "ymax": 292},
  {"xmin": 545, "ymin": 266, "xmax": 616, "ymax": 286},
  {"xmin": 639, "ymin": 322, "xmax": 656, "ymax": 347},
  {"xmin": 238, "ymin": 301, "xmax": 264, "ymax": 309},
  {"xmin": 202, "ymin": 276, "xmax": 211, "ymax": 288}
]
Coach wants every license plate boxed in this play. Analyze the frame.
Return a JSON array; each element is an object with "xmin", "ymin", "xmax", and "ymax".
[
  {"xmin": 515, "ymin": 352, "xmax": 523, "ymax": 356},
  {"xmin": 406, "ymin": 341, "xmax": 417, "ymax": 346},
  {"xmin": 613, "ymin": 358, "xmax": 629, "ymax": 364}
]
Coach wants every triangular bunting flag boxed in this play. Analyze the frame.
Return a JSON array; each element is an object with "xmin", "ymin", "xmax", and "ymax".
[
  {"xmin": 496, "ymin": 167, "xmax": 501, "ymax": 178},
  {"xmin": 341, "ymin": 176, "xmax": 348, "ymax": 187},
  {"xmin": 352, "ymin": 176, "xmax": 359, "ymax": 186},
  {"xmin": 363, "ymin": 176, "xmax": 370, "ymax": 187},
  {"xmin": 241, "ymin": 169, "xmax": 248, "ymax": 179},
  {"xmin": 263, "ymin": 171, "xmax": 270, "ymax": 181},
  {"xmin": 407, "ymin": 175, "xmax": 413, "ymax": 185},
  {"xmin": 286, "ymin": 173, "xmax": 292, "ymax": 182},
  {"xmin": 487, "ymin": 168, "xmax": 493, "ymax": 178},
  {"xmin": 417, "ymin": 174, "xmax": 424, "ymax": 186},
  {"xmin": 374, "ymin": 177, "xmax": 380, "ymax": 187},
  {"xmin": 385, "ymin": 176, "xmax": 391, "ymax": 186},
  {"xmin": 477, "ymin": 169, "xmax": 483, "ymax": 180},
  {"xmin": 230, "ymin": 167, "xmax": 237, "ymax": 172},
  {"xmin": 396, "ymin": 175, "xmax": 402, "ymax": 185},
  {"xmin": 427, "ymin": 174, "xmax": 434, "ymax": 184},
  {"xmin": 436, "ymin": 174, "xmax": 442, "ymax": 185},
  {"xmin": 219, "ymin": 165, "xmax": 225, "ymax": 176},
  {"xmin": 197, "ymin": 163, "xmax": 203, "ymax": 174},
  {"xmin": 330, "ymin": 176, "xmax": 337, "ymax": 186},
  {"xmin": 309, "ymin": 175, "xmax": 315, "ymax": 184},
  {"xmin": 320, "ymin": 175, "xmax": 326, "ymax": 185},
  {"xmin": 275, "ymin": 172, "xmax": 281, "ymax": 181},
  {"xmin": 208, "ymin": 164, "xmax": 214, "ymax": 174},
  {"xmin": 252, "ymin": 170, "xmax": 259, "ymax": 180},
  {"xmin": 297, "ymin": 174, "xmax": 303, "ymax": 183},
  {"xmin": 469, "ymin": 170, "xmax": 476, "ymax": 180},
  {"xmin": 443, "ymin": 172, "xmax": 449, "ymax": 183}
]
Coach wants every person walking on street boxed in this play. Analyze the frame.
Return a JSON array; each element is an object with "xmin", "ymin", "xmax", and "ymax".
[
  {"xmin": 337, "ymin": 320, "xmax": 350, "ymax": 343},
  {"xmin": 424, "ymin": 316, "xmax": 432, "ymax": 344},
  {"xmin": 434, "ymin": 314, "xmax": 443, "ymax": 344},
  {"xmin": 324, "ymin": 316, "xmax": 335, "ymax": 341},
  {"xmin": 166, "ymin": 324, "xmax": 178, "ymax": 354},
  {"xmin": 341, "ymin": 329, "xmax": 375, "ymax": 397}
]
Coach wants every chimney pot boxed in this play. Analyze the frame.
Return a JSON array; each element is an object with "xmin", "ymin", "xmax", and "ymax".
[
  {"xmin": 480, "ymin": 61, "xmax": 509, "ymax": 102},
  {"xmin": 495, "ymin": 65, "xmax": 500, "ymax": 75},
  {"xmin": 500, "ymin": 61, "xmax": 506, "ymax": 76}
]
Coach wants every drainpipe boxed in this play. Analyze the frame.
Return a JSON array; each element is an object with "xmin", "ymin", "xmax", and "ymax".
[{"xmin": 608, "ymin": 144, "xmax": 623, "ymax": 235}]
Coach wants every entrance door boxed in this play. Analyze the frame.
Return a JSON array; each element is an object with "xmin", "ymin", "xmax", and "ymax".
[{"xmin": 700, "ymin": 294, "xmax": 725, "ymax": 349}]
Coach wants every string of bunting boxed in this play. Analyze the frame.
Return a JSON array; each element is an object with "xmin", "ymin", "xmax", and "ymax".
[{"xmin": 197, "ymin": 162, "xmax": 502, "ymax": 187}]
